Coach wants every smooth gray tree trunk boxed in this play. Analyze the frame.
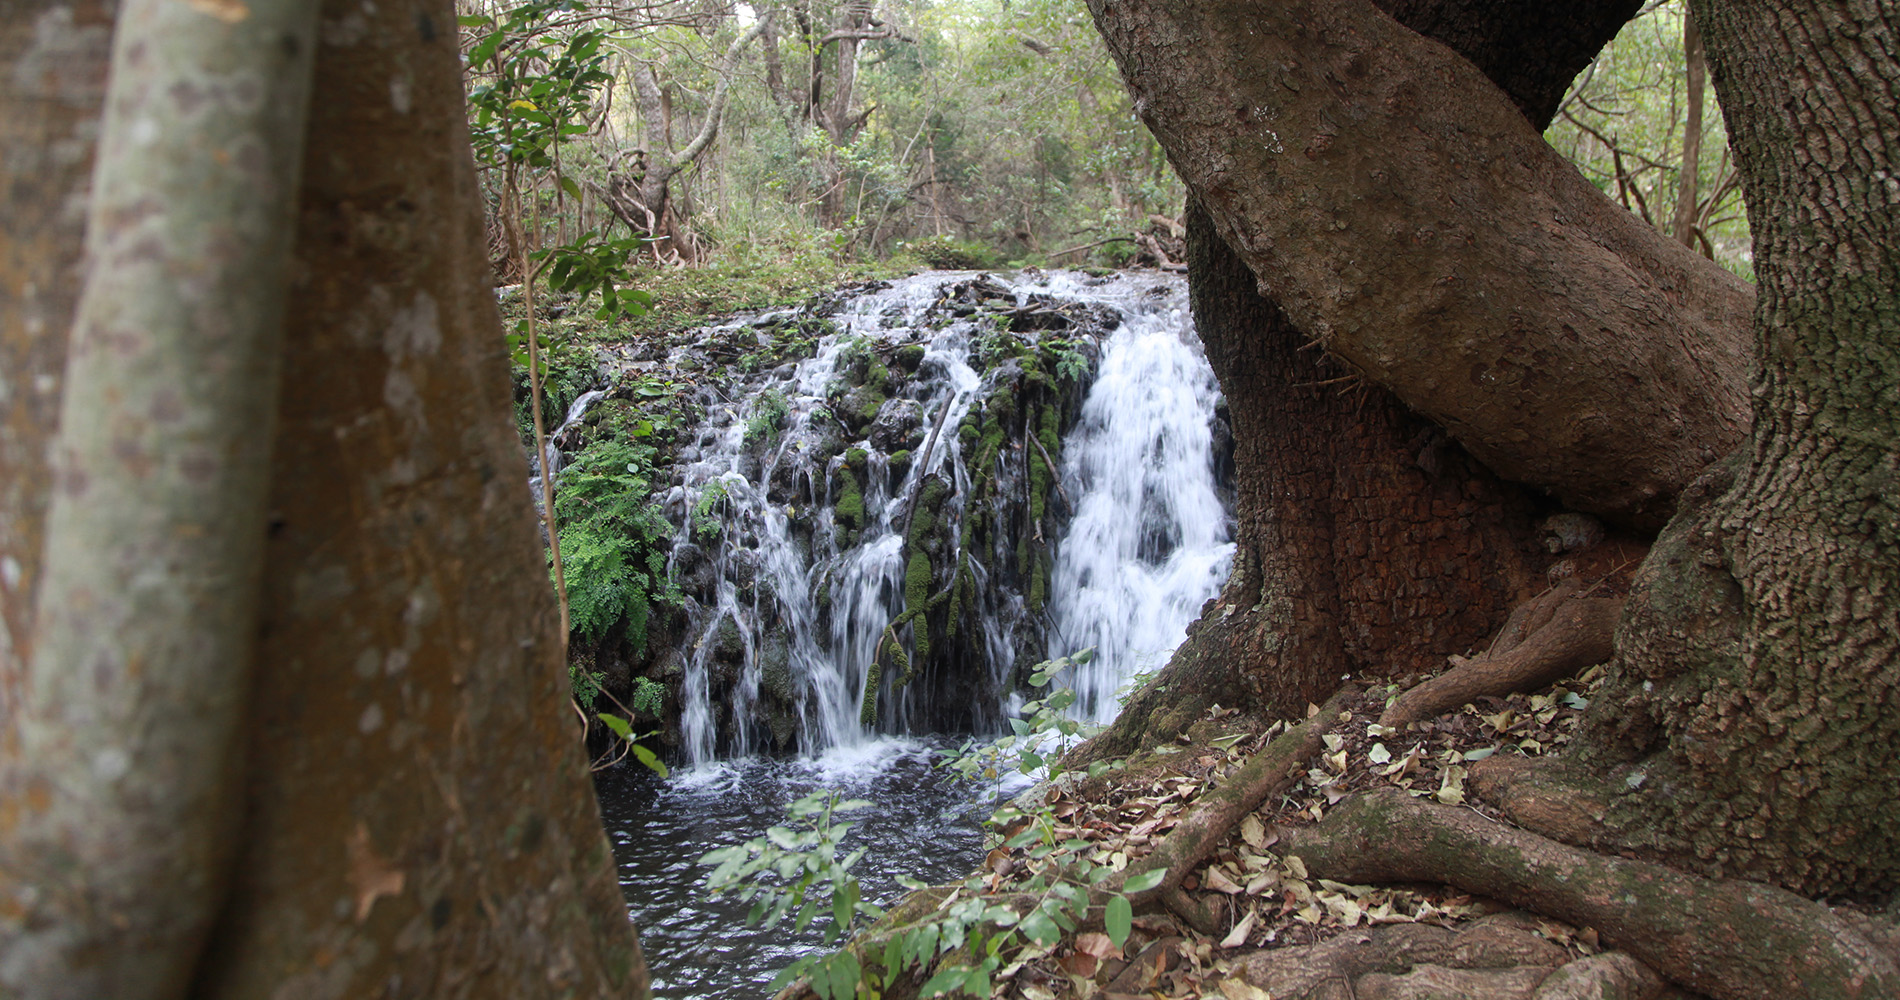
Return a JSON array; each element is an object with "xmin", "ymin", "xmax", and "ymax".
[{"xmin": 0, "ymin": 0, "xmax": 318, "ymax": 994}]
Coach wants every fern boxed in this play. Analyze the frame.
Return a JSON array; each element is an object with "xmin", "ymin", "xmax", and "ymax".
[{"xmin": 554, "ymin": 437, "xmax": 680, "ymax": 651}]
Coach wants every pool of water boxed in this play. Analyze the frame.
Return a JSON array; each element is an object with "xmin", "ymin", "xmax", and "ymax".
[{"xmin": 595, "ymin": 736, "xmax": 1016, "ymax": 1000}]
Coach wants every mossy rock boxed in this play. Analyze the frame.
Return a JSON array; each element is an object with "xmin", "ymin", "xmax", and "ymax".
[
  {"xmin": 711, "ymin": 616, "xmax": 745, "ymax": 663},
  {"xmin": 759, "ymin": 629, "xmax": 794, "ymax": 702},
  {"xmin": 894, "ymin": 343, "xmax": 927, "ymax": 372},
  {"xmin": 838, "ymin": 385, "xmax": 887, "ymax": 435}
]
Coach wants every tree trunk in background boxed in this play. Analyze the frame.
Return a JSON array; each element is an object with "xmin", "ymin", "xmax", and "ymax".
[
  {"xmin": 1555, "ymin": 0, "xmax": 1900, "ymax": 899},
  {"xmin": 1088, "ymin": 0, "xmax": 1753, "ymax": 530},
  {"xmin": 0, "ymin": 0, "xmax": 114, "ymax": 715},
  {"xmin": 0, "ymin": 0, "xmax": 652, "ymax": 992},
  {"xmin": 1081, "ymin": 0, "xmax": 1643, "ymax": 754},
  {"xmin": 1672, "ymin": 10, "xmax": 1706, "ymax": 251}
]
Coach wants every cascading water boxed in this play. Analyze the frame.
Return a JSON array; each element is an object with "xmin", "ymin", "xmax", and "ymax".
[
  {"xmin": 642, "ymin": 270, "xmax": 1231, "ymax": 765},
  {"xmin": 1040, "ymin": 274, "xmax": 1235, "ymax": 720},
  {"xmin": 578, "ymin": 270, "xmax": 1234, "ymax": 1000}
]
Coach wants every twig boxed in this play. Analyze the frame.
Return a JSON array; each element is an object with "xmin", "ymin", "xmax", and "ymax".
[
  {"xmin": 1049, "ymin": 235, "xmax": 1136, "ymax": 260},
  {"xmin": 1030, "ymin": 434, "xmax": 1072, "ymax": 513},
  {"xmin": 900, "ymin": 390, "xmax": 958, "ymax": 543}
]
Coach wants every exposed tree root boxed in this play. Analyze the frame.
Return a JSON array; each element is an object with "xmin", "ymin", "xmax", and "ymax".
[
  {"xmin": 1277, "ymin": 790, "xmax": 1900, "ymax": 1000},
  {"xmin": 1222, "ymin": 918, "xmax": 1575, "ymax": 1000},
  {"xmin": 1104, "ymin": 686, "xmax": 1358, "ymax": 912},
  {"xmin": 1380, "ymin": 587, "xmax": 1623, "ymax": 729}
]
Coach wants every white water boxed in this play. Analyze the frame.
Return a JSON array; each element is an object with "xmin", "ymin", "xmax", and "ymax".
[
  {"xmin": 1041, "ymin": 274, "xmax": 1234, "ymax": 719},
  {"xmin": 637, "ymin": 271, "xmax": 1232, "ymax": 767}
]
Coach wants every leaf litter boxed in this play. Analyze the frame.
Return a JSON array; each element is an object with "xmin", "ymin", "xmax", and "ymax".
[{"xmin": 921, "ymin": 667, "xmax": 1609, "ymax": 1000}]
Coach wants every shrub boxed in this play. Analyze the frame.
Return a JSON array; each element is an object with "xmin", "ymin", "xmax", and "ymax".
[{"xmin": 900, "ymin": 235, "xmax": 1002, "ymax": 270}]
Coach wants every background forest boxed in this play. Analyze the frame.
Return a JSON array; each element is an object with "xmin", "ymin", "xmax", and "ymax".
[{"xmin": 459, "ymin": 0, "xmax": 1749, "ymax": 299}]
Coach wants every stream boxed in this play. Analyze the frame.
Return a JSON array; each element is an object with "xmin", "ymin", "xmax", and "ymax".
[{"xmin": 579, "ymin": 270, "xmax": 1230, "ymax": 998}]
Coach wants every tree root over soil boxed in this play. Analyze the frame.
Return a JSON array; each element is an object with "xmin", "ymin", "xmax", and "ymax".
[
  {"xmin": 1277, "ymin": 790, "xmax": 1900, "ymax": 1000},
  {"xmin": 1106, "ymin": 686, "xmax": 1359, "ymax": 917},
  {"xmin": 1379, "ymin": 585, "xmax": 1623, "ymax": 730}
]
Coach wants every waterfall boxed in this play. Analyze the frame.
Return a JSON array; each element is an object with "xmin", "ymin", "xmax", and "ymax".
[
  {"xmin": 1039, "ymin": 274, "xmax": 1235, "ymax": 720},
  {"xmin": 564, "ymin": 271, "xmax": 1232, "ymax": 767}
]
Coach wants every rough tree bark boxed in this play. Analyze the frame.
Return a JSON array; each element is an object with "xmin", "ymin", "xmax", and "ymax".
[
  {"xmin": 1088, "ymin": 0, "xmax": 1754, "ymax": 529},
  {"xmin": 0, "ymin": 0, "xmax": 654, "ymax": 993},
  {"xmin": 1089, "ymin": 0, "xmax": 1900, "ymax": 899},
  {"xmin": 1079, "ymin": 0, "xmax": 1646, "ymax": 753},
  {"xmin": 1507, "ymin": 0, "xmax": 1900, "ymax": 898}
]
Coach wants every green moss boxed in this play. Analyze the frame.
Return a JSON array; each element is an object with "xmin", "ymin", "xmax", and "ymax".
[
  {"xmin": 1029, "ymin": 403, "xmax": 1062, "ymax": 523},
  {"xmin": 844, "ymin": 447, "xmax": 869, "ymax": 469},
  {"xmin": 835, "ymin": 467, "xmax": 864, "ymax": 544},
  {"xmin": 859, "ymin": 657, "xmax": 883, "ymax": 727},
  {"xmin": 851, "ymin": 388, "xmax": 886, "ymax": 426},
  {"xmin": 1028, "ymin": 551, "xmax": 1049, "ymax": 614},
  {"xmin": 975, "ymin": 415, "xmax": 1005, "ymax": 478},
  {"xmin": 887, "ymin": 449, "xmax": 912, "ymax": 485},
  {"xmin": 904, "ymin": 551, "xmax": 933, "ymax": 662},
  {"xmin": 895, "ymin": 344, "xmax": 926, "ymax": 372},
  {"xmin": 909, "ymin": 476, "xmax": 952, "ymax": 544}
]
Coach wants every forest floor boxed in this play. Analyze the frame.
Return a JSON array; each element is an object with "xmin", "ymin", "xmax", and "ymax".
[{"xmin": 964, "ymin": 671, "xmax": 1701, "ymax": 1000}]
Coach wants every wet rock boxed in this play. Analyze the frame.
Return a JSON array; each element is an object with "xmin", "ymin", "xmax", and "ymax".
[
  {"xmin": 836, "ymin": 384, "xmax": 887, "ymax": 436},
  {"xmin": 870, "ymin": 397, "xmax": 926, "ymax": 451},
  {"xmin": 759, "ymin": 628, "xmax": 794, "ymax": 702},
  {"xmin": 673, "ymin": 542, "xmax": 716, "ymax": 596},
  {"xmin": 710, "ymin": 616, "xmax": 745, "ymax": 664},
  {"xmin": 650, "ymin": 647, "xmax": 684, "ymax": 681}
]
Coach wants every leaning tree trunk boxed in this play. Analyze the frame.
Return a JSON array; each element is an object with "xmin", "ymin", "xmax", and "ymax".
[
  {"xmin": 1086, "ymin": 0, "xmax": 1754, "ymax": 530},
  {"xmin": 1533, "ymin": 0, "xmax": 1900, "ymax": 899},
  {"xmin": 1081, "ymin": 0, "xmax": 1647, "ymax": 754}
]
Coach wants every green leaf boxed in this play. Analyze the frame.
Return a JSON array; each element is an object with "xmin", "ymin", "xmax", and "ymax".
[
  {"xmin": 918, "ymin": 964, "xmax": 970, "ymax": 998},
  {"xmin": 1020, "ymin": 908, "xmax": 1060, "ymax": 946},
  {"xmin": 630, "ymin": 742, "xmax": 667, "ymax": 778},
  {"xmin": 1105, "ymin": 893, "xmax": 1133, "ymax": 948},
  {"xmin": 833, "ymin": 876, "xmax": 859, "ymax": 933},
  {"xmin": 559, "ymin": 175, "xmax": 583, "ymax": 200},
  {"xmin": 456, "ymin": 13, "xmax": 492, "ymax": 26},
  {"xmin": 827, "ymin": 951, "xmax": 861, "ymax": 1000},
  {"xmin": 1123, "ymin": 868, "xmax": 1167, "ymax": 893},
  {"xmin": 597, "ymin": 712, "xmax": 633, "ymax": 740}
]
